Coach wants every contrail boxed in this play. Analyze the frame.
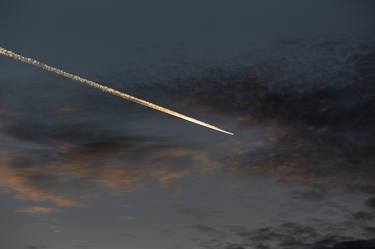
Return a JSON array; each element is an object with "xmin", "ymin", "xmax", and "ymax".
[{"xmin": 0, "ymin": 47, "xmax": 234, "ymax": 135}]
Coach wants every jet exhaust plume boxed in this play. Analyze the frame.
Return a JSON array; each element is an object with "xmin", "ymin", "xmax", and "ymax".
[{"xmin": 0, "ymin": 47, "xmax": 234, "ymax": 135}]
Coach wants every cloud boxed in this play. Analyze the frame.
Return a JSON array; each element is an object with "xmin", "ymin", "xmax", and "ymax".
[
  {"xmin": 239, "ymin": 223, "xmax": 321, "ymax": 249},
  {"xmin": 0, "ymin": 106, "xmax": 225, "ymax": 209},
  {"xmin": 1, "ymin": 36, "xmax": 375, "ymax": 249},
  {"xmin": 351, "ymin": 211, "xmax": 374, "ymax": 222},
  {"xmin": 291, "ymin": 189, "xmax": 329, "ymax": 202},
  {"xmin": 185, "ymin": 224, "xmax": 225, "ymax": 239},
  {"xmin": 1, "ymin": 40, "xmax": 374, "ymax": 212},
  {"xmin": 24, "ymin": 245, "xmax": 48, "ymax": 249},
  {"xmin": 115, "ymin": 215, "xmax": 136, "ymax": 221},
  {"xmin": 224, "ymin": 245, "xmax": 246, "ymax": 249},
  {"xmin": 158, "ymin": 168, "xmax": 190, "ymax": 186},
  {"xmin": 16, "ymin": 206, "xmax": 58, "ymax": 214},
  {"xmin": 74, "ymin": 245, "xmax": 89, "ymax": 249},
  {"xmin": 186, "ymin": 218, "xmax": 375, "ymax": 249},
  {"xmin": 178, "ymin": 207, "xmax": 220, "ymax": 220},
  {"xmin": 0, "ymin": 73, "xmax": 231, "ymax": 209},
  {"xmin": 366, "ymin": 198, "xmax": 375, "ymax": 209},
  {"xmin": 316, "ymin": 239, "xmax": 375, "ymax": 249},
  {"xmin": 0, "ymin": 157, "xmax": 79, "ymax": 207},
  {"xmin": 132, "ymin": 43, "xmax": 375, "ymax": 196},
  {"xmin": 0, "ymin": 142, "xmax": 217, "ymax": 208}
]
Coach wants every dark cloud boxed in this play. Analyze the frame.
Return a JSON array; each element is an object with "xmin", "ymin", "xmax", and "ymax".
[
  {"xmin": 224, "ymin": 245, "xmax": 246, "ymax": 249},
  {"xmin": 314, "ymin": 239, "xmax": 375, "ymax": 249},
  {"xmin": 292, "ymin": 189, "xmax": 329, "ymax": 202},
  {"xmin": 178, "ymin": 207, "xmax": 221, "ymax": 220},
  {"xmin": 351, "ymin": 211, "xmax": 374, "ymax": 222},
  {"xmin": 186, "ymin": 224, "xmax": 225, "ymax": 239},
  {"xmin": 187, "ymin": 221, "xmax": 375, "ymax": 249},
  {"xmin": 239, "ymin": 222, "xmax": 320, "ymax": 249},
  {"xmin": 366, "ymin": 198, "xmax": 375, "ymax": 209},
  {"xmin": 156, "ymin": 43, "xmax": 375, "ymax": 135},
  {"xmin": 74, "ymin": 245, "xmax": 89, "ymax": 249},
  {"xmin": 24, "ymin": 245, "xmax": 48, "ymax": 249},
  {"xmin": 134, "ymin": 43, "xmax": 375, "ymax": 194},
  {"xmin": 363, "ymin": 227, "xmax": 375, "ymax": 235}
]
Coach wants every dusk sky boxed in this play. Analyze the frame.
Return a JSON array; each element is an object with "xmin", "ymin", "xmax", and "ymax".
[{"xmin": 1, "ymin": 1, "xmax": 375, "ymax": 249}]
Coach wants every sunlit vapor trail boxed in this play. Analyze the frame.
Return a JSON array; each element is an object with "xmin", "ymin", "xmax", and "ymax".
[{"xmin": 0, "ymin": 47, "xmax": 234, "ymax": 135}]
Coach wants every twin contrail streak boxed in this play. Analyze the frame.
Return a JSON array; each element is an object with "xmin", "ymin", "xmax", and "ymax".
[{"xmin": 0, "ymin": 47, "xmax": 233, "ymax": 135}]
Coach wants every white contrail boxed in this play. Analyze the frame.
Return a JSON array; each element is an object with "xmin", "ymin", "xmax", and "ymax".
[{"xmin": 0, "ymin": 47, "xmax": 234, "ymax": 135}]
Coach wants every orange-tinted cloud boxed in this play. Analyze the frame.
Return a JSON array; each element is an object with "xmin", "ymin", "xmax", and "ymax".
[{"xmin": 16, "ymin": 206, "xmax": 58, "ymax": 214}]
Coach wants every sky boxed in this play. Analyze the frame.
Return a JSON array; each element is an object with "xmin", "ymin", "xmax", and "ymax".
[{"xmin": 0, "ymin": 0, "xmax": 375, "ymax": 249}]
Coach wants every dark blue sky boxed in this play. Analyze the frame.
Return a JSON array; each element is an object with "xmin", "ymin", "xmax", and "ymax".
[{"xmin": 0, "ymin": 1, "xmax": 375, "ymax": 249}]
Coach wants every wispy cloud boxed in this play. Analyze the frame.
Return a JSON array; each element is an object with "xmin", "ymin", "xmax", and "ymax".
[
  {"xmin": 115, "ymin": 215, "xmax": 136, "ymax": 221},
  {"xmin": 16, "ymin": 206, "xmax": 58, "ymax": 214}
]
